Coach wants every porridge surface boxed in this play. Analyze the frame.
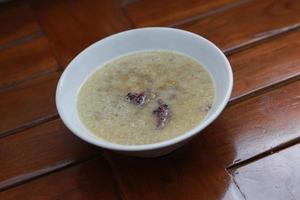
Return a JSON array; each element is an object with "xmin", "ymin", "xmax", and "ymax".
[{"xmin": 77, "ymin": 51, "xmax": 214, "ymax": 145}]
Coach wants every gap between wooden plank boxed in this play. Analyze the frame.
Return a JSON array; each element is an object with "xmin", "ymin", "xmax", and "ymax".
[
  {"xmin": 224, "ymin": 23, "xmax": 300, "ymax": 56},
  {"xmin": 120, "ymin": 0, "xmax": 139, "ymax": 8},
  {"xmin": 169, "ymin": 0, "xmax": 252, "ymax": 28},
  {"xmin": 0, "ymin": 70, "xmax": 60, "ymax": 93},
  {"xmin": 221, "ymin": 75, "xmax": 300, "ymax": 168},
  {"xmin": 228, "ymin": 73, "xmax": 300, "ymax": 107},
  {"xmin": 0, "ymin": 31, "xmax": 43, "ymax": 51},
  {"xmin": 230, "ymin": 174, "xmax": 247, "ymax": 200},
  {"xmin": 0, "ymin": 113, "xmax": 58, "ymax": 139},
  {"xmin": 0, "ymin": 29, "xmax": 63, "ymax": 91},
  {"xmin": 121, "ymin": 6, "xmax": 136, "ymax": 29},
  {"xmin": 103, "ymin": 151, "xmax": 129, "ymax": 200},
  {"xmin": 0, "ymin": 154, "xmax": 102, "ymax": 192},
  {"xmin": 29, "ymin": 10, "xmax": 66, "ymax": 71},
  {"xmin": 227, "ymin": 137, "xmax": 300, "ymax": 170}
]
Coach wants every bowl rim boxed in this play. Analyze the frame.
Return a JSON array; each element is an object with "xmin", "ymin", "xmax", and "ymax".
[{"xmin": 56, "ymin": 27, "xmax": 233, "ymax": 152}]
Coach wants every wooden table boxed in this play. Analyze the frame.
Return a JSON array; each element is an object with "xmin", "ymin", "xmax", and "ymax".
[{"xmin": 1, "ymin": 0, "xmax": 300, "ymax": 199}]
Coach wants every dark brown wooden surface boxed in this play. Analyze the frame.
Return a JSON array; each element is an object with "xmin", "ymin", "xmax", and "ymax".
[
  {"xmin": 0, "ymin": 1, "xmax": 40, "ymax": 45},
  {"xmin": 231, "ymin": 144, "xmax": 300, "ymax": 200},
  {"xmin": 205, "ymin": 79, "xmax": 300, "ymax": 167},
  {"xmin": 0, "ymin": 35, "xmax": 58, "ymax": 89},
  {"xmin": 125, "ymin": 0, "xmax": 239, "ymax": 27},
  {"xmin": 0, "ymin": 159, "xmax": 120, "ymax": 200},
  {"xmin": 106, "ymin": 135, "xmax": 243, "ymax": 200},
  {"xmin": 0, "ymin": 119, "xmax": 100, "ymax": 191},
  {"xmin": 1, "ymin": 0, "xmax": 300, "ymax": 199},
  {"xmin": 32, "ymin": 0, "xmax": 132, "ymax": 67},
  {"xmin": 229, "ymin": 29, "xmax": 300, "ymax": 100},
  {"xmin": 0, "ymin": 73, "xmax": 59, "ymax": 136},
  {"xmin": 180, "ymin": 0, "xmax": 300, "ymax": 52}
]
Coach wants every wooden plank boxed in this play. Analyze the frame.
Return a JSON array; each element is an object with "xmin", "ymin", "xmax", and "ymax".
[
  {"xmin": 125, "ymin": 0, "xmax": 239, "ymax": 27},
  {"xmin": 204, "ymin": 79, "xmax": 300, "ymax": 167},
  {"xmin": 0, "ymin": 35, "xmax": 59, "ymax": 89},
  {"xmin": 32, "ymin": 0, "xmax": 132, "ymax": 67},
  {"xmin": 231, "ymin": 143, "xmax": 300, "ymax": 200},
  {"xmin": 0, "ymin": 119, "xmax": 99, "ymax": 190},
  {"xmin": 0, "ymin": 1, "xmax": 40, "ymax": 45},
  {"xmin": 0, "ymin": 73, "xmax": 60, "ymax": 136},
  {"xmin": 229, "ymin": 29, "xmax": 300, "ymax": 100},
  {"xmin": 106, "ymin": 135, "xmax": 244, "ymax": 200},
  {"xmin": 180, "ymin": 0, "xmax": 300, "ymax": 52},
  {"xmin": 0, "ymin": 158, "xmax": 120, "ymax": 200}
]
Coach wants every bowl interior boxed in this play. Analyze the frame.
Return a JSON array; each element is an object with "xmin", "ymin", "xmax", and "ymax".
[{"xmin": 56, "ymin": 28, "xmax": 232, "ymax": 151}]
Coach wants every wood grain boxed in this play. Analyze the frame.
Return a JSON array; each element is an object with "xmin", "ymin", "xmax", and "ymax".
[
  {"xmin": 0, "ymin": 1, "xmax": 40, "ymax": 45},
  {"xmin": 0, "ymin": 35, "xmax": 58, "ymax": 89},
  {"xmin": 106, "ymin": 135, "xmax": 244, "ymax": 200},
  {"xmin": 0, "ymin": 119, "xmax": 99, "ymax": 191},
  {"xmin": 0, "ymin": 158, "xmax": 121, "ymax": 200},
  {"xmin": 231, "ymin": 143, "xmax": 300, "ymax": 200},
  {"xmin": 229, "ymin": 29, "xmax": 300, "ymax": 100},
  {"xmin": 0, "ymin": 73, "xmax": 60, "ymax": 136},
  {"xmin": 32, "ymin": 0, "xmax": 132, "ymax": 67},
  {"xmin": 180, "ymin": 0, "xmax": 300, "ymax": 52},
  {"xmin": 204, "ymin": 79, "xmax": 300, "ymax": 167},
  {"xmin": 125, "ymin": 0, "xmax": 239, "ymax": 27},
  {"xmin": 1, "ymin": 0, "xmax": 300, "ymax": 198}
]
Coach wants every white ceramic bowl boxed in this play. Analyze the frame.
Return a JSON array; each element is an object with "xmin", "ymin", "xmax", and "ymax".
[{"xmin": 56, "ymin": 27, "xmax": 233, "ymax": 157}]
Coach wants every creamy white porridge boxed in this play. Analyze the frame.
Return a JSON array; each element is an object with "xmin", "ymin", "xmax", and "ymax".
[{"xmin": 77, "ymin": 51, "xmax": 214, "ymax": 145}]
